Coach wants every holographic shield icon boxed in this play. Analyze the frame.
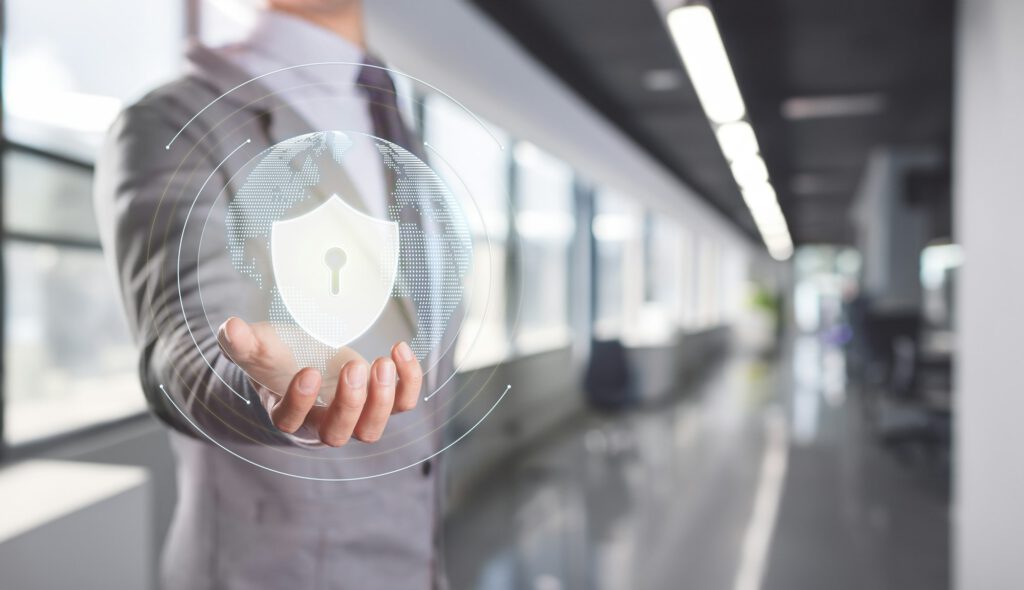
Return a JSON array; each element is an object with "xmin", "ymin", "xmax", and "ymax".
[{"xmin": 271, "ymin": 194, "xmax": 399, "ymax": 348}]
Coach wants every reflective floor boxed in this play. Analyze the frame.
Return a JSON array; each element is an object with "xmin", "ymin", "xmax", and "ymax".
[{"xmin": 444, "ymin": 338, "xmax": 949, "ymax": 590}]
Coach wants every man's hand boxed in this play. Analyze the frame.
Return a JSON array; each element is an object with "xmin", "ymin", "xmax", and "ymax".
[{"xmin": 216, "ymin": 317, "xmax": 422, "ymax": 446}]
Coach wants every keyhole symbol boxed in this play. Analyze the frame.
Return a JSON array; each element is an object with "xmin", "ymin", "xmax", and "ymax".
[{"xmin": 324, "ymin": 247, "xmax": 347, "ymax": 295}]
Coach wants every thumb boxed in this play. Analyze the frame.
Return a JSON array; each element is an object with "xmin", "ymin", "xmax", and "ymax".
[{"xmin": 217, "ymin": 316, "xmax": 259, "ymax": 365}]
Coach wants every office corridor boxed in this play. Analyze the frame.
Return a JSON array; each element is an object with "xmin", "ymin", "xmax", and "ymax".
[
  {"xmin": 445, "ymin": 338, "xmax": 950, "ymax": 590},
  {"xmin": 10, "ymin": 0, "xmax": 1024, "ymax": 586}
]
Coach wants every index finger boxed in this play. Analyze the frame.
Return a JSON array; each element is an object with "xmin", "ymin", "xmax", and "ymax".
[{"xmin": 217, "ymin": 316, "xmax": 258, "ymax": 365}]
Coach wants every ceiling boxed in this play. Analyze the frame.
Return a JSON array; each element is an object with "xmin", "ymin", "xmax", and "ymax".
[{"xmin": 466, "ymin": 0, "xmax": 954, "ymax": 246}]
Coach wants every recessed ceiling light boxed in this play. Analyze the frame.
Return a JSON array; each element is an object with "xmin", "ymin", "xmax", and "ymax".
[
  {"xmin": 781, "ymin": 93, "xmax": 886, "ymax": 120},
  {"xmin": 790, "ymin": 173, "xmax": 848, "ymax": 195},
  {"xmin": 642, "ymin": 68, "xmax": 684, "ymax": 92}
]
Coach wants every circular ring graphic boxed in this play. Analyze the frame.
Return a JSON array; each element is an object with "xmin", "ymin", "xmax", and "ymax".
[{"xmin": 146, "ymin": 61, "xmax": 524, "ymax": 480}]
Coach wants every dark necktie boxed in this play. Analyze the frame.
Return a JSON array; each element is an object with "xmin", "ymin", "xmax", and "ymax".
[
  {"xmin": 356, "ymin": 56, "xmax": 428, "ymax": 224},
  {"xmin": 357, "ymin": 55, "xmax": 423, "ymax": 161},
  {"xmin": 357, "ymin": 56, "xmax": 429, "ymax": 331}
]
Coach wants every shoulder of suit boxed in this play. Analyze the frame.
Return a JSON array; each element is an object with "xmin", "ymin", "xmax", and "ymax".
[
  {"xmin": 109, "ymin": 71, "xmax": 247, "ymax": 157},
  {"xmin": 127, "ymin": 74, "xmax": 223, "ymax": 125},
  {"xmin": 100, "ymin": 74, "xmax": 233, "ymax": 178}
]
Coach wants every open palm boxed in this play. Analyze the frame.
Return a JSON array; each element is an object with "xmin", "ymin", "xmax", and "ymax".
[{"xmin": 217, "ymin": 317, "xmax": 422, "ymax": 446}]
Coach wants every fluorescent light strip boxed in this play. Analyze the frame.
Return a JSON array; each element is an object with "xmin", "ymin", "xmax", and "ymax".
[
  {"xmin": 666, "ymin": 5, "xmax": 746, "ymax": 124},
  {"xmin": 768, "ymin": 245, "xmax": 793, "ymax": 261},
  {"xmin": 716, "ymin": 121, "xmax": 760, "ymax": 161},
  {"xmin": 730, "ymin": 154, "xmax": 769, "ymax": 189},
  {"xmin": 666, "ymin": 4, "xmax": 792, "ymax": 260},
  {"xmin": 755, "ymin": 215, "xmax": 787, "ymax": 235},
  {"xmin": 741, "ymin": 183, "xmax": 777, "ymax": 209}
]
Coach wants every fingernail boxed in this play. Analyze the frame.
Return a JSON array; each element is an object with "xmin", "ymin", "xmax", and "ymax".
[
  {"xmin": 397, "ymin": 341, "xmax": 414, "ymax": 362},
  {"xmin": 346, "ymin": 363, "xmax": 368, "ymax": 387},
  {"xmin": 298, "ymin": 370, "xmax": 319, "ymax": 394},
  {"xmin": 377, "ymin": 360, "xmax": 396, "ymax": 386}
]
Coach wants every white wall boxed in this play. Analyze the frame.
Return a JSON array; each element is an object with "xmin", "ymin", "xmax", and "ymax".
[
  {"xmin": 954, "ymin": 0, "xmax": 1024, "ymax": 587},
  {"xmin": 851, "ymin": 148, "xmax": 941, "ymax": 312}
]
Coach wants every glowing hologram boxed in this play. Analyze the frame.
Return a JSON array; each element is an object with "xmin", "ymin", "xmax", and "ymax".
[
  {"xmin": 155, "ymin": 62, "xmax": 518, "ymax": 480},
  {"xmin": 271, "ymin": 195, "xmax": 399, "ymax": 348},
  {"xmin": 223, "ymin": 130, "xmax": 472, "ymax": 374}
]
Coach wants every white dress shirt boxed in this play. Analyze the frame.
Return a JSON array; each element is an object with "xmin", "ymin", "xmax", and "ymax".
[{"xmin": 220, "ymin": 9, "xmax": 389, "ymax": 219}]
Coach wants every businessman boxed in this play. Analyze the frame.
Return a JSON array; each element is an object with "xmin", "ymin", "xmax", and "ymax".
[{"xmin": 95, "ymin": 1, "xmax": 450, "ymax": 588}]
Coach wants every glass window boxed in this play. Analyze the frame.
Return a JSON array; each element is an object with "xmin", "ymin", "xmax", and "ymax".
[
  {"xmin": 423, "ymin": 94, "xmax": 511, "ymax": 369},
  {"xmin": 3, "ymin": 0, "xmax": 184, "ymax": 162},
  {"xmin": 1, "ymin": 0, "xmax": 181, "ymax": 444},
  {"xmin": 592, "ymin": 189, "xmax": 641, "ymax": 340},
  {"xmin": 512, "ymin": 141, "xmax": 575, "ymax": 353},
  {"xmin": 676, "ymin": 226, "xmax": 697, "ymax": 331},
  {"xmin": 718, "ymin": 247, "xmax": 746, "ymax": 324},
  {"xmin": 4, "ymin": 241, "xmax": 144, "ymax": 444},
  {"xmin": 920, "ymin": 243, "xmax": 961, "ymax": 330},
  {"xmin": 636, "ymin": 212, "xmax": 683, "ymax": 342},
  {"xmin": 695, "ymin": 237, "xmax": 721, "ymax": 329}
]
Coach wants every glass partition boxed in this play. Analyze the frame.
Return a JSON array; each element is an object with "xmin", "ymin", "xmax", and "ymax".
[
  {"xmin": 422, "ymin": 95, "xmax": 512, "ymax": 369},
  {"xmin": 512, "ymin": 141, "xmax": 575, "ymax": 353},
  {"xmin": 592, "ymin": 188, "xmax": 641, "ymax": 340}
]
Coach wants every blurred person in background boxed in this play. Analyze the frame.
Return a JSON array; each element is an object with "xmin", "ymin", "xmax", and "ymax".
[{"xmin": 94, "ymin": 1, "xmax": 449, "ymax": 588}]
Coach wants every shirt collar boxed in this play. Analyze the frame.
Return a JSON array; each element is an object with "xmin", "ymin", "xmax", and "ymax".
[{"xmin": 241, "ymin": 9, "xmax": 366, "ymax": 86}]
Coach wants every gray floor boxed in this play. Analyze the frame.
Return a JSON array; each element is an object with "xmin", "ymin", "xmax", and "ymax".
[{"xmin": 443, "ymin": 337, "xmax": 950, "ymax": 590}]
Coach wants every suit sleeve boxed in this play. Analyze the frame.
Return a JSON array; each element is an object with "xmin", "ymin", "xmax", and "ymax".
[{"xmin": 94, "ymin": 101, "xmax": 292, "ymax": 446}]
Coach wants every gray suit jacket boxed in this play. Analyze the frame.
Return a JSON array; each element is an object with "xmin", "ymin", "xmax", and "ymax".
[{"xmin": 95, "ymin": 44, "xmax": 449, "ymax": 590}]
